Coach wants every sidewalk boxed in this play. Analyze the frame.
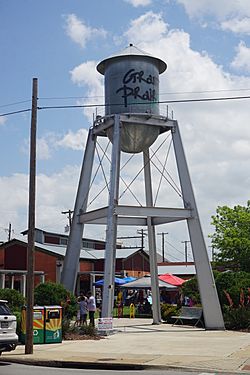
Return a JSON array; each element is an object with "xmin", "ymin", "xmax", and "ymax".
[{"xmin": 1, "ymin": 318, "xmax": 250, "ymax": 373}]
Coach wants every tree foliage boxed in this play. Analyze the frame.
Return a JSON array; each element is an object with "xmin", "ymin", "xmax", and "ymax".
[
  {"xmin": 181, "ymin": 277, "xmax": 201, "ymax": 304},
  {"xmin": 210, "ymin": 201, "xmax": 250, "ymax": 272},
  {"xmin": 34, "ymin": 281, "xmax": 77, "ymax": 320},
  {"xmin": 215, "ymin": 271, "xmax": 250, "ymax": 308},
  {"xmin": 0, "ymin": 288, "xmax": 25, "ymax": 312}
]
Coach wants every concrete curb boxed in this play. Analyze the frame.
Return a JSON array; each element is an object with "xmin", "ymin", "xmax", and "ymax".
[{"xmin": 0, "ymin": 357, "xmax": 248, "ymax": 374}]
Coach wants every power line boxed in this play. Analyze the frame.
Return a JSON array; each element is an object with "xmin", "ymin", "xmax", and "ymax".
[
  {"xmin": 37, "ymin": 95, "xmax": 108, "ymax": 101},
  {"xmin": 164, "ymin": 251, "xmax": 183, "ymax": 262},
  {"xmin": 2, "ymin": 93, "xmax": 250, "ymax": 118},
  {"xmin": 31, "ymin": 87, "xmax": 250, "ymax": 101},
  {"xmin": 0, "ymin": 108, "xmax": 31, "ymax": 117},
  {"xmin": 160, "ymin": 87, "xmax": 250, "ymax": 96},
  {"xmin": 165, "ymin": 240, "xmax": 185, "ymax": 257},
  {"xmin": 0, "ymin": 99, "xmax": 31, "ymax": 109},
  {"xmin": 35, "ymin": 94, "xmax": 250, "ymax": 110},
  {"xmin": 2, "ymin": 86, "xmax": 250, "ymax": 109}
]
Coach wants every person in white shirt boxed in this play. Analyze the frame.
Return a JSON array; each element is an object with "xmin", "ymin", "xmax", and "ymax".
[{"xmin": 87, "ymin": 291, "xmax": 96, "ymax": 326}]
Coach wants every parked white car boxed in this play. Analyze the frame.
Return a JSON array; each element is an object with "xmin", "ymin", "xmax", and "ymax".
[{"xmin": 0, "ymin": 300, "xmax": 18, "ymax": 355}]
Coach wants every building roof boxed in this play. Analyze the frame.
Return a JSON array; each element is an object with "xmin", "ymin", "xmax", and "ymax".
[
  {"xmin": 87, "ymin": 248, "xmax": 143, "ymax": 260},
  {"xmin": 0, "ymin": 238, "xmax": 145, "ymax": 261},
  {"xmin": 20, "ymin": 227, "xmax": 106, "ymax": 245},
  {"xmin": 158, "ymin": 264, "xmax": 196, "ymax": 276}
]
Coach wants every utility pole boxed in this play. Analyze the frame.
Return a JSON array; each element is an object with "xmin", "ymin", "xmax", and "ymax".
[
  {"xmin": 61, "ymin": 209, "xmax": 74, "ymax": 228},
  {"xmin": 8, "ymin": 223, "xmax": 12, "ymax": 241},
  {"xmin": 116, "ymin": 235, "xmax": 142, "ymax": 249},
  {"xmin": 181, "ymin": 240, "xmax": 191, "ymax": 264},
  {"xmin": 25, "ymin": 78, "xmax": 38, "ymax": 355},
  {"xmin": 209, "ymin": 245, "xmax": 215, "ymax": 262},
  {"xmin": 157, "ymin": 232, "xmax": 168, "ymax": 262},
  {"xmin": 137, "ymin": 229, "xmax": 147, "ymax": 250}
]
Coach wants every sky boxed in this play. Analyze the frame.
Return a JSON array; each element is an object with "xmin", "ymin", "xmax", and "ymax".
[{"xmin": 1, "ymin": 0, "xmax": 250, "ymax": 262}]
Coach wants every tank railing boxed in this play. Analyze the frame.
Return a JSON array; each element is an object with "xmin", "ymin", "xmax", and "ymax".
[
  {"xmin": 103, "ymin": 102, "xmax": 174, "ymax": 120},
  {"xmin": 159, "ymin": 103, "xmax": 175, "ymax": 120}
]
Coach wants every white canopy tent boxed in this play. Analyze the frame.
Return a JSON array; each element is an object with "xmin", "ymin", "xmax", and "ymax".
[{"xmin": 120, "ymin": 275, "xmax": 178, "ymax": 290}]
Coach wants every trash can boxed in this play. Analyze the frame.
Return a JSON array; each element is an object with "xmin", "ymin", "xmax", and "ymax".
[
  {"xmin": 20, "ymin": 306, "xmax": 45, "ymax": 344},
  {"xmin": 44, "ymin": 306, "xmax": 62, "ymax": 344}
]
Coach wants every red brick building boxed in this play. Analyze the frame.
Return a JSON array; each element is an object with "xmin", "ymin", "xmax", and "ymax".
[{"xmin": 0, "ymin": 228, "xmax": 153, "ymax": 295}]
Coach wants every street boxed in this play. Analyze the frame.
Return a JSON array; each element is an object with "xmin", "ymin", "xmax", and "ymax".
[{"xmin": 0, "ymin": 362, "xmax": 237, "ymax": 375}]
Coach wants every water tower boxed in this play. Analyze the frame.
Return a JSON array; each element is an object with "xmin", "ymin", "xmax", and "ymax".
[{"xmin": 61, "ymin": 45, "xmax": 224, "ymax": 329}]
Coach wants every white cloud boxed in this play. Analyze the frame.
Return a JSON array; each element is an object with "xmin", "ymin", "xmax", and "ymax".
[
  {"xmin": 0, "ymin": 166, "xmax": 82, "ymax": 239},
  {"xmin": 56, "ymin": 128, "xmax": 88, "ymax": 151},
  {"xmin": 0, "ymin": 117, "xmax": 6, "ymax": 126},
  {"xmin": 124, "ymin": 0, "xmax": 152, "ymax": 7},
  {"xmin": 21, "ymin": 130, "xmax": 89, "ymax": 160},
  {"xmin": 70, "ymin": 61, "xmax": 105, "ymax": 120},
  {"xmin": 232, "ymin": 139, "xmax": 250, "ymax": 156},
  {"xmin": 125, "ymin": 11, "xmax": 168, "ymax": 43},
  {"xmin": 21, "ymin": 134, "xmax": 57, "ymax": 160},
  {"xmin": 176, "ymin": 0, "xmax": 250, "ymax": 20},
  {"xmin": 221, "ymin": 17, "xmax": 250, "ymax": 34},
  {"xmin": 64, "ymin": 14, "xmax": 107, "ymax": 48},
  {"xmin": 67, "ymin": 11, "xmax": 250, "ymax": 247},
  {"xmin": 118, "ymin": 11, "xmax": 250, "ymax": 244},
  {"xmin": 37, "ymin": 138, "xmax": 51, "ymax": 160},
  {"xmin": 70, "ymin": 61, "xmax": 101, "ymax": 87},
  {"xmin": 176, "ymin": 0, "xmax": 250, "ymax": 34},
  {"xmin": 231, "ymin": 41, "xmax": 250, "ymax": 72}
]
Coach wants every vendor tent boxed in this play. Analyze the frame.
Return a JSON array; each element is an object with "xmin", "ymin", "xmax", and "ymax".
[
  {"xmin": 94, "ymin": 276, "xmax": 137, "ymax": 286},
  {"xmin": 158, "ymin": 273, "xmax": 186, "ymax": 286},
  {"xmin": 120, "ymin": 275, "xmax": 178, "ymax": 290},
  {"xmin": 94, "ymin": 277, "xmax": 126, "ymax": 286},
  {"xmin": 122, "ymin": 276, "xmax": 137, "ymax": 283}
]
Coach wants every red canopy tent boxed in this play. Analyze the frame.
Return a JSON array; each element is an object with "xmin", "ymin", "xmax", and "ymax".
[{"xmin": 158, "ymin": 273, "xmax": 186, "ymax": 286}]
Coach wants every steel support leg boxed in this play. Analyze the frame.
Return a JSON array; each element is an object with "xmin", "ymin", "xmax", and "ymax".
[
  {"xmin": 143, "ymin": 149, "xmax": 161, "ymax": 324},
  {"xmin": 172, "ymin": 121, "xmax": 224, "ymax": 330},
  {"xmin": 61, "ymin": 129, "xmax": 96, "ymax": 292},
  {"xmin": 102, "ymin": 115, "xmax": 121, "ymax": 318}
]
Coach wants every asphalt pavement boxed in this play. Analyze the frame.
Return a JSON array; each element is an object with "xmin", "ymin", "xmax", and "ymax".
[{"xmin": 1, "ymin": 318, "xmax": 250, "ymax": 373}]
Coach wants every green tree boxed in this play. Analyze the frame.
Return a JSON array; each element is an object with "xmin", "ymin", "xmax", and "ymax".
[
  {"xmin": 181, "ymin": 277, "xmax": 201, "ymax": 304},
  {"xmin": 214, "ymin": 271, "xmax": 250, "ymax": 308},
  {"xmin": 210, "ymin": 201, "xmax": 250, "ymax": 272},
  {"xmin": 34, "ymin": 281, "xmax": 77, "ymax": 320},
  {"xmin": 0, "ymin": 288, "xmax": 25, "ymax": 312}
]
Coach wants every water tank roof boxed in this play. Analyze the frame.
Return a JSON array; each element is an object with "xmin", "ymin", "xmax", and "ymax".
[{"xmin": 96, "ymin": 44, "xmax": 167, "ymax": 75}]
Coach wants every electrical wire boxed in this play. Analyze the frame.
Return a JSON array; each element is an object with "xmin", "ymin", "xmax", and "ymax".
[
  {"xmin": 2, "ymin": 86, "xmax": 250, "ymax": 110},
  {"xmin": 0, "ymin": 108, "xmax": 31, "ymax": 117},
  {"xmin": 2, "ymin": 94, "xmax": 250, "ymax": 117},
  {"xmin": 37, "ymin": 94, "xmax": 250, "ymax": 110},
  {"xmin": 0, "ymin": 99, "xmax": 31, "ymax": 109},
  {"xmin": 37, "ymin": 95, "xmax": 121, "ymax": 101},
  {"xmin": 165, "ymin": 239, "xmax": 186, "ymax": 257},
  {"xmin": 35, "ymin": 87, "xmax": 250, "ymax": 101},
  {"xmin": 160, "ymin": 87, "xmax": 250, "ymax": 96}
]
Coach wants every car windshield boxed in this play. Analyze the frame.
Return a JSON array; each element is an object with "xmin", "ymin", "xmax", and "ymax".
[{"xmin": 0, "ymin": 303, "xmax": 12, "ymax": 315}]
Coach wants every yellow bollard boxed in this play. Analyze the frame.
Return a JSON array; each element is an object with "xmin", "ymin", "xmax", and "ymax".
[{"xmin": 130, "ymin": 303, "xmax": 135, "ymax": 319}]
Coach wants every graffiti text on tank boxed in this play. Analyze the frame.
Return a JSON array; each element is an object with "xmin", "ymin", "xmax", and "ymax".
[{"xmin": 116, "ymin": 69, "xmax": 156, "ymax": 107}]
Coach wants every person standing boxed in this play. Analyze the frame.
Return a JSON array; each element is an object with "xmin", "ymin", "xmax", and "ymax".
[
  {"xmin": 79, "ymin": 295, "xmax": 88, "ymax": 325},
  {"xmin": 87, "ymin": 291, "xmax": 96, "ymax": 326}
]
